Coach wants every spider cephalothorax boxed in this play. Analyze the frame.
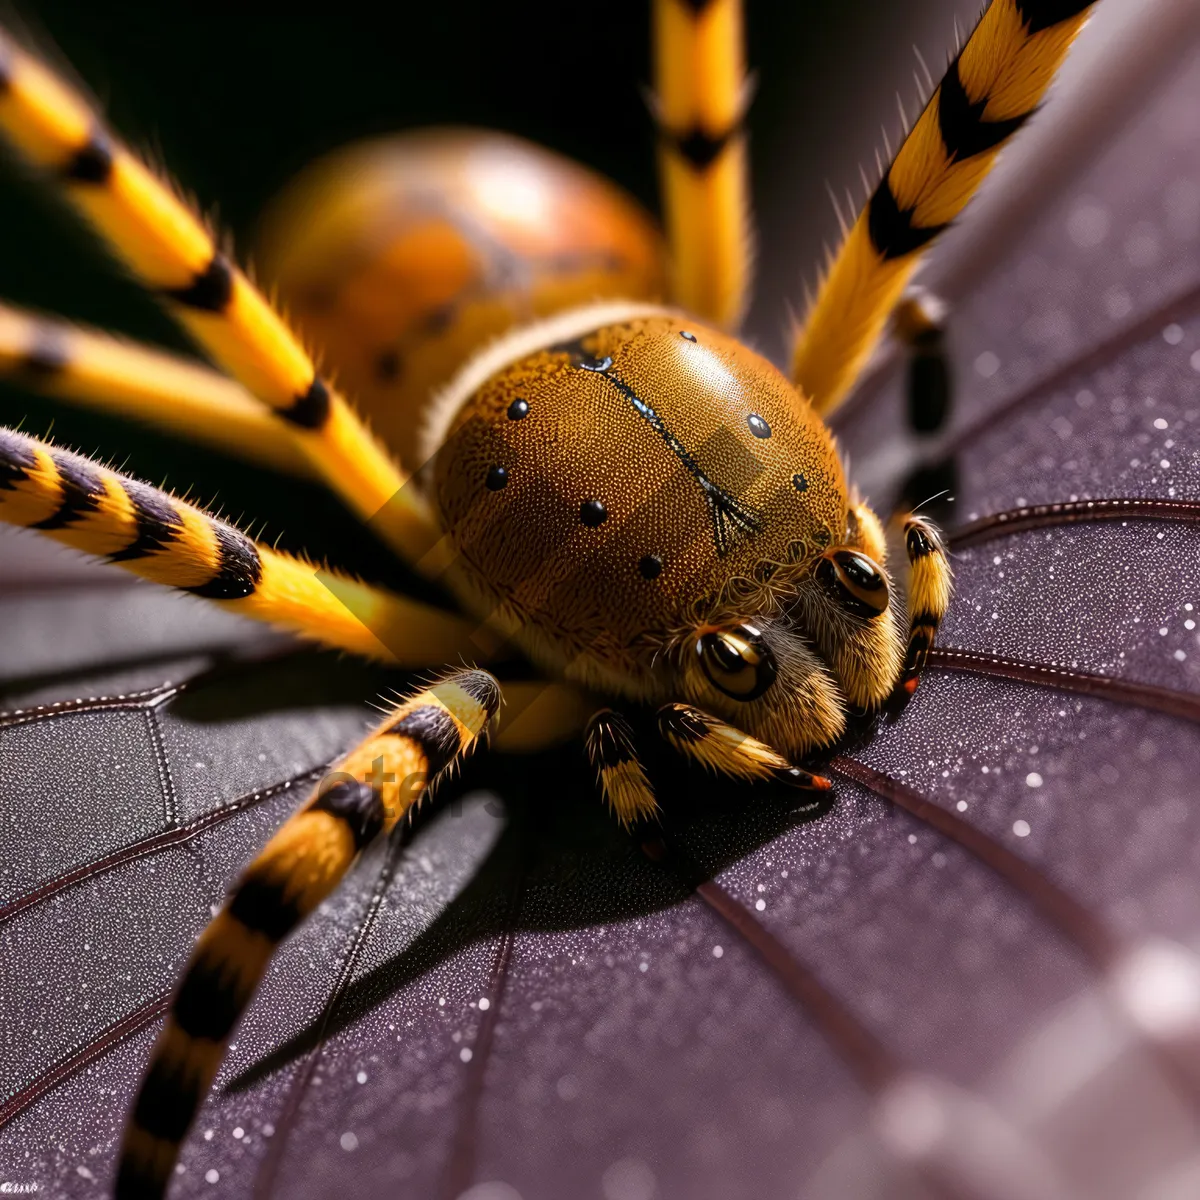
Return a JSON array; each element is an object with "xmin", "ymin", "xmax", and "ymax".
[
  {"xmin": 0, "ymin": 1, "xmax": 1096, "ymax": 1195},
  {"xmin": 425, "ymin": 303, "xmax": 906, "ymax": 757}
]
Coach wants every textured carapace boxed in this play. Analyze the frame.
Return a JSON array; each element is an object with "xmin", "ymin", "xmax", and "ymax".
[
  {"xmin": 258, "ymin": 129, "xmax": 668, "ymax": 466},
  {"xmin": 425, "ymin": 304, "xmax": 898, "ymax": 758}
]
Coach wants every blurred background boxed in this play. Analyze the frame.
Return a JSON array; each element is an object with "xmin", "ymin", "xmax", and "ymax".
[
  {"xmin": 0, "ymin": 1, "xmax": 981, "ymax": 344},
  {"xmin": 0, "ymin": 0, "xmax": 980, "ymax": 577}
]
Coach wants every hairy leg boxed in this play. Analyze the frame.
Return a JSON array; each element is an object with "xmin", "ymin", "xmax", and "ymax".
[
  {"xmin": 586, "ymin": 708, "xmax": 658, "ymax": 828},
  {"xmin": 115, "ymin": 670, "xmax": 500, "ymax": 1199},
  {"xmin": 896, "ymin": 514, "xmax": 953, "ymax": 694},
  {"xmin": 652, "ymin": 0, "xmax": 752, "ymax": 329},
  {"xmin": 0, "ymin": 29, "xmax": 437, "ymax": 565},
  {"xmin": 790, "ymin": 1, "xmax": 1096, "ymax": 415},
  {"xmin": 0, "ymin": 426, "xmax": 480, "ymax": 664},
  {"xmin": 0, "ymin": 302, "xmax": 309, "ymax": 475},
  {"xmin": 657, "ymin": 703, "xmax": 831, "ymax": 789}
]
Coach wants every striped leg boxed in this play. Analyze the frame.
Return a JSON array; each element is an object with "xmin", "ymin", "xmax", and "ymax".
[
  {"xmin": 790, "ymin": 0, "xmax": 1096, "ymax": 415},
  {"xmin": 897, "ymin": 515, "xmax": 953, "ymax": 695},
  {"xmin": 0, "ymin": 427, "xmax": 479, "ymax": 665},
  {"xmin": 115, "ymin": 670, "xmax": 500, "ymax": 1200},
  {"xmin": 0, "ymin": 302, "xmax": 310, "ymax": 476},
  {"xmin": 892, "ymin": 289, "xmax": 951, "ymax": 436},
  {"xmin": 657, "ymin": 703, "xmax": 832, "ymax": 790},
  {"xmin": 0, "ymin": 30, "xmax": 437, "ymax": 566},
  {"xmin": 652, "ymin": 0, "xmax": 752, "ymax": 329},
  {"xmin": 892, "ymin": 291, "xmax": 961, "ymax": 517},
  {"xmin": 585, "ymin": 709, "xmax": 658, "ymax": 829}
]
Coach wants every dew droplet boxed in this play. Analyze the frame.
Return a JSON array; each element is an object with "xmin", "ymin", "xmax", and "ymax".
[{"xmin": 974, "ymin": 350, "xmax": 1000, "ymax": 378}]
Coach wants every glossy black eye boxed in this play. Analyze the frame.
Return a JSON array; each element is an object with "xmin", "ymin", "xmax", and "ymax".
[
  {"xmin": 815, "ymin": 549, "xmax": 889, "ymax": 619},
  {"xmin": 697, "ymin": 624, "xmax": 777, "ymax": 701},
  {"xmin": 746, "ymin": 413, "xmax": 771, "ymax": 438}
]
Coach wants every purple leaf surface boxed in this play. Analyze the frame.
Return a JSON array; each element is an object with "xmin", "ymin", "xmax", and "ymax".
[{"xmin": 3, "ymin": 12, "xmax": 1200, "ymax": 1200}]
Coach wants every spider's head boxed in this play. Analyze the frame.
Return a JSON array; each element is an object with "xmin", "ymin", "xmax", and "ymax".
[
  {"xmin": 670, "ymin": 534, "xmax": 906, "ymax": 760},
  {"xmin": 427, "ymin": 304, "xmax": 907, "ymax": 758}
]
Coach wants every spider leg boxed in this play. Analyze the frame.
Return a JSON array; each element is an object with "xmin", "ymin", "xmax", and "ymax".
[
  {"xmin": 657, "ymin": 703, "xmax": 831, "ymax": 790},
  {"xmin": 896, "ymin": 513, "xmax": 953, "ymax": 694},
  {"xmin": 0, "ymin": 30, "xmax": 437, "ymax": 566},
  {"xmin": 892, "ymin": 289, "xmax": 960, "ymax": 516},
  {"xmin": 0, "ymin": 426, "xmax": 482, "ymax": 665},
  {"xmin": 790, "ymin": 0, "xmax": 1097, "ymax": 415},
  {"xmin": 115, "ymin": 670, "xmax": 500, "ymax": 1200},
  {"xmin": 893, "ymin": 289, "xmax": 950, "ymax": 437},
  {"xmin": 652, "ymin": 0, "xmax": 751, "ymax": 329},
  {"xmin": 585, "ymin": 708, "xmax": 659, "ymax": 828},
  {"xmin": 0, "ymin": 302, "xmax": 311, "ymax": 476}
]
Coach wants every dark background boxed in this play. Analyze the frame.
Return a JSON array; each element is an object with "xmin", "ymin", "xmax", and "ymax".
[{"xmin": 0, "ymin": 0, "xmax": 973, "ymax": 580}]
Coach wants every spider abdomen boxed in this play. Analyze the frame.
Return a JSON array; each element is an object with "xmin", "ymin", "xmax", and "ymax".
[{"xmin": 258, "ymin": 130, "xmax": 668, "ymax": 466}]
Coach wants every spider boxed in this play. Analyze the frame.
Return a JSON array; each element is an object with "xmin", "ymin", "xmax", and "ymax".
[{"xmin": 0, "ymin": 1, "xmax": 1124, "ymax": 1196}]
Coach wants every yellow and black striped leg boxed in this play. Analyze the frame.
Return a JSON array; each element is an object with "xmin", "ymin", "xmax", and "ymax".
[
  {"xmin": 0, "ymin": 426, "xmax": 478, "ymax": 665},
  {"xmin": 652, "ymin": 0, "xmax": 751, "ymax": 329},
  {"xmin": 894, "ymin": 289, "xmax": 951, "ymax": 436},
  {"xmin": 0, "ymin": 302, "xmax": 310, "ymax": 476},
  {"xmin": 657, "ymin": 703, "xmax": 832, "ymax": 791},
  {"xmin": 791, "ymin": 0, "xmax": 1097, "ymax": 415},
  {"xmin": 115, "ymin": 670, "xmax": 501, "ymax": 1200},
  {"xmin": 585, "ymin": 709, "xmax": 659, "ymax": 829},
  {"xmin": 0, "ymin": 29, "xmax": 436, "ymax": 565},
  {"xmin": 893, "ymin": 291, "xmax": 960, "ymax": 518},
  {"xmin": 897, "ymin": 515, "xmax": 953, "ymax": 696}
]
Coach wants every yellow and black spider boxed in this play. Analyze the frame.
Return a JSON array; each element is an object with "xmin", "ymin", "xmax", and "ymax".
[{"xmin": 6, "ymin": 1, "xmax": 1196, "ymax": 1197}]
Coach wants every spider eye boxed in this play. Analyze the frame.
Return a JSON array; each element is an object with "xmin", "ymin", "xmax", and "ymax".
[
  {"xmin": 815, "ymin": 549, "xmax": 889, "ymax": 618},
  {"xmin": 697, "ymin": 624, "xmax": 777, "ymax": 701}
]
